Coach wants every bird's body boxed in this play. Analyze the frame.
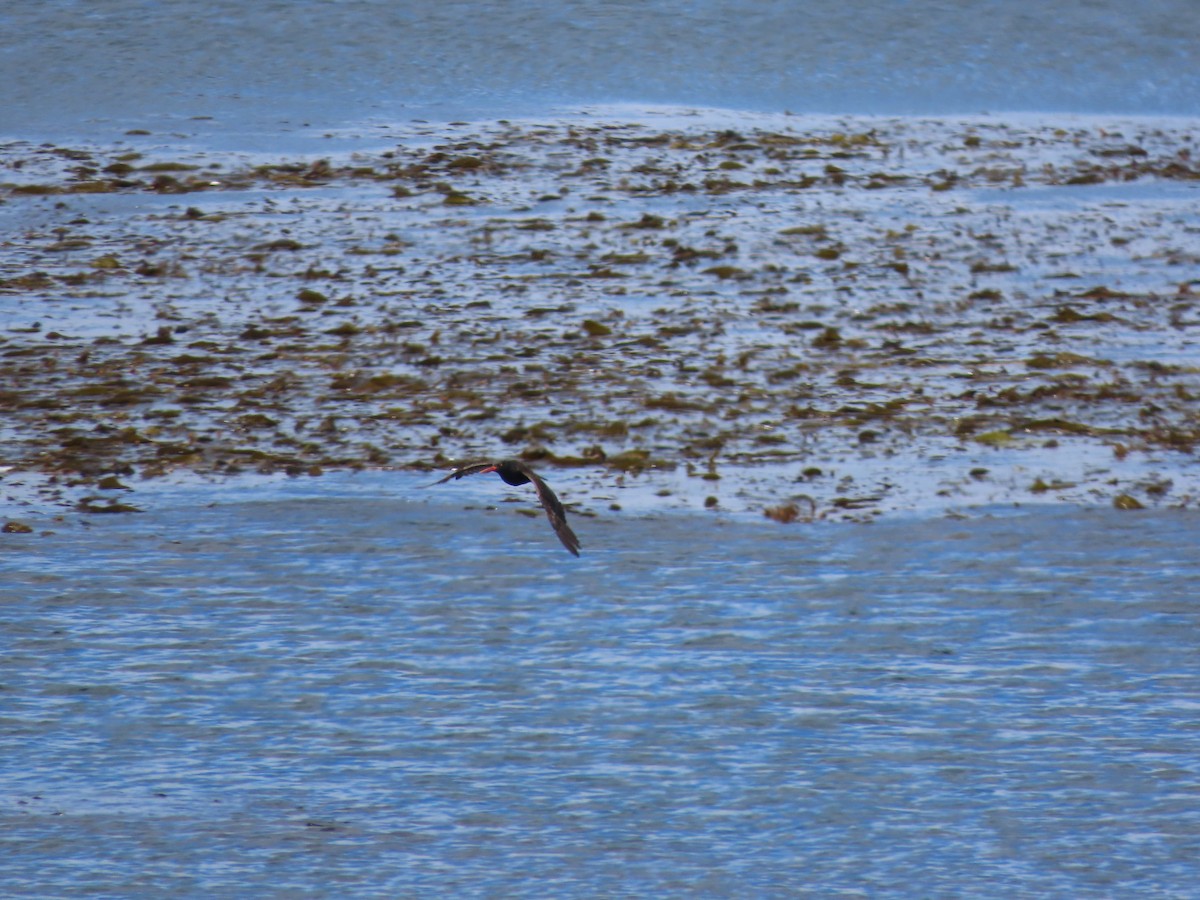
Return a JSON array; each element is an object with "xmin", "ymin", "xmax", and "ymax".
[{"xmin": 434, "ymin": 459, "xmax": 581, "ymax": 556}]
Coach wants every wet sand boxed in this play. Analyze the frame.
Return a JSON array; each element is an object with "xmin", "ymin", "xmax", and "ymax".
[{"xmin": 2, "ymin": 109, "xmax": 1198, "ymax": 525}]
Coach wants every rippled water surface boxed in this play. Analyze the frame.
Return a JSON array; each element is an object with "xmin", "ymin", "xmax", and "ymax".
[
  {"xmin": 3, "ymin": 482, "xmax": 1199, "ymax": 897},
  {"xmin": 3, "ymin": 0, "xmax": 1198, "ymax": 147}
]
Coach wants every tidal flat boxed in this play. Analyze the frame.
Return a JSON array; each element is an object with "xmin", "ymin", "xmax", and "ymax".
[{"xmin": 2, "ymin": 109, "xmax": 1197, "ymax": 525}]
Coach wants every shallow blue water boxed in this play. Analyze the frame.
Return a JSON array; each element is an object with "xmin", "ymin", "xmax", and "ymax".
[
  {"xmin": 2, "ymin": 0, "xmax": 1197, "ymax": 148},
  {"xmin": 2, "ymin": 482, "xmax": 1198, "ymax": 897}
]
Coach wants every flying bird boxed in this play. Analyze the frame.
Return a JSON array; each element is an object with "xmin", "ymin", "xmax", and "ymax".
[{"xmin": 434, "ymin": 459, "xmax": 581, "ymax": 556}]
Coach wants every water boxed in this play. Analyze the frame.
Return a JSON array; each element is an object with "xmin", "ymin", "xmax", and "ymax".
[
  {"xmin": 4, "ymin": 2, "xmax": 1200, "ymax": 895},
  {"xmin": 2, "ymin": 1, "xmax": 1198, "ymax": 148},
  {"xmin": 2, "ymin": 479, "xmax": 1199, "ymax": 897}
]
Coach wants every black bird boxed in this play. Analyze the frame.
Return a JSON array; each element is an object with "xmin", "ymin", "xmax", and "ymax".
[{"xmin": 434, "ymin": 459, "xmax": 581, "ymax": 556}]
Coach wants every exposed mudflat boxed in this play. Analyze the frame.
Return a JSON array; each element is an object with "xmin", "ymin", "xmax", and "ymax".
[{"xmin": 2, "ymin": 109, "xmax": 1198, "ymax": 523}]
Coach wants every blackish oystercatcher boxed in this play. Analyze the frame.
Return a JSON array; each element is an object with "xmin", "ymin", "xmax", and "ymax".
[{"xmin": 434, "ymin": 459, "xmax": 581, "ymax": 556}]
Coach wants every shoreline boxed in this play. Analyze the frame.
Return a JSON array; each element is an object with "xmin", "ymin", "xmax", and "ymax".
[{"xmin": 6, "ymin": 103, "xmax": 1200, "ymax": 158}]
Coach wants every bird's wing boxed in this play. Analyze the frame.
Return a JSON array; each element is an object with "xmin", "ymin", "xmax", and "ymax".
[
  {"xmin": 521, "ymin": 465, "xmax": 582, "ymax": 557},
  {"xmin": 431, "ymin": 462, "xmax": 496, "ymax": 485}
]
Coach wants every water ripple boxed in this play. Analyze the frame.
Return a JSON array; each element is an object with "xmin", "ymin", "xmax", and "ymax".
[{"xmin": 2, "ymin": 496, "xmax": 1199, "ymax": 897}]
